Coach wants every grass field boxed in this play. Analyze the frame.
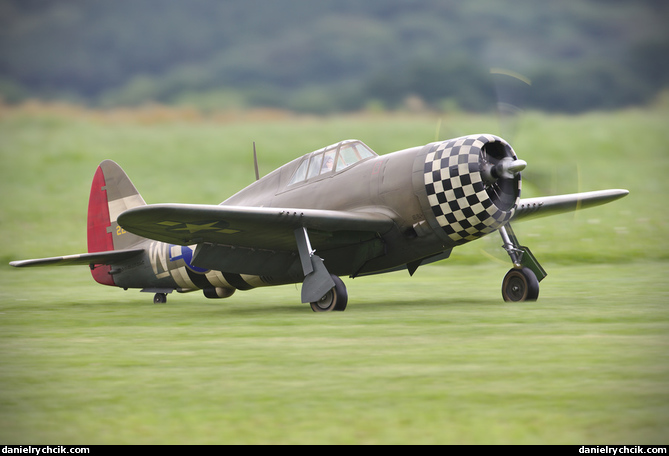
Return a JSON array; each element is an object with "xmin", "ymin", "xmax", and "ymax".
[{"xmin": 1, "ymin": 104, "xmax": 668, "ymax": 444}]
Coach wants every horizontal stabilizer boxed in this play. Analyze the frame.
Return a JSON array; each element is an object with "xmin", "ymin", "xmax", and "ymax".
[
  {"xmin": 10, "ymin": 248, "xmax": 144, "ymax": 268},
  {"xmin": 512, "ymin": 189, "xmax": 629, "ymax": 222}
]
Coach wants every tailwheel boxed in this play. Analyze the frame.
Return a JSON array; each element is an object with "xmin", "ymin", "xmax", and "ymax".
[
  {"xmin": 502, "ymin": 267, "xmax": 539, "ymax": 302},
  {"xmin": 310, "ymin": 275, "xmax": 348, "ymax": 312},
  {"xmin": 153, "ymin": 293, "xmax": 168, "ymax": 304}
]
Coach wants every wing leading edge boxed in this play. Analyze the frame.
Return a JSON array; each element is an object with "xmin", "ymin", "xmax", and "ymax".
[{"xmin": 511, "ymin": 189, "xmax": 629, "ymax": 222}]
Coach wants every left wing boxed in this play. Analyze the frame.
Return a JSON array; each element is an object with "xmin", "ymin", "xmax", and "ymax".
[
  {"xmin": 10, "ymin": 249, "xmax": 145, "ymax": 268},
  {"xmin": 118, "ymin": 204, "xmax": 395, "ymax": 251},
  {"xmin": 511, "ymin": 189, "xmax": 629, "ymax": 222}
]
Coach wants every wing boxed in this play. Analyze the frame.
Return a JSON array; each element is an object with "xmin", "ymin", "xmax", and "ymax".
[
  {"xmin": 511, "ymin": 189, "xmax": 629, "ymax": 222},
  {"xmin": 117, "ymin": 204, "xmax": 395, "ymax": 250},
  {"xmin": 117, "ymin": 204, "xmax": 394, "ymax": 277},
  {"xmin": 10, "ymin": 249, "xmax": 145, "ymax": 268}
]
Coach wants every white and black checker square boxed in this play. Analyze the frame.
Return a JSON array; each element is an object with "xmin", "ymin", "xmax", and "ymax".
[{"xmin": 424, "ymin": 135, "xmax": 515, "ymax": 244}]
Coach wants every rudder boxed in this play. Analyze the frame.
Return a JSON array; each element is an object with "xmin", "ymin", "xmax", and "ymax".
[{"xmin": 87, "ymin": 160, "xmax": 147, "ymax": 285}]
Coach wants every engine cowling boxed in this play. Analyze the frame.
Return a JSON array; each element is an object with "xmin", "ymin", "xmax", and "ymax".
[{"xmin": 419, "ymin": 134, "xmax": 522, "ymax": 246}]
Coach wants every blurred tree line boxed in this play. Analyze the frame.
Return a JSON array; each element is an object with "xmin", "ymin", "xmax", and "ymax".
[{"xmin": 0, "ymin": 0, "xmax": 667, "ymax": 113}]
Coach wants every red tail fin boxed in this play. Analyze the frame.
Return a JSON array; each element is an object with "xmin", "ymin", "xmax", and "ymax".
[{"xmin": 87, "ymin": 160, "xmax": 146, "ymax": 285}]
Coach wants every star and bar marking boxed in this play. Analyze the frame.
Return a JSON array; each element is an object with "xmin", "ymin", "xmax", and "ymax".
[{"xmin": 157, "ymin": 220, "xmax": 240, "ymax": 235}]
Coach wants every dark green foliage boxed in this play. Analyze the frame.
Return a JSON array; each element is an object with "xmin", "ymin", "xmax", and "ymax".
[{"xmin": 0, "ymin": 0, "xmax": 667, "ymax": 113}]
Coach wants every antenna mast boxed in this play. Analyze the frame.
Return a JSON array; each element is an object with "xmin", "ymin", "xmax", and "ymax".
[{"xmin": 253, "ymin": 142, "xmax": 260, "ymax": 181}]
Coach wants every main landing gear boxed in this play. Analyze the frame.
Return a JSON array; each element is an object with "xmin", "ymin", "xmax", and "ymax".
[
  {"xmin": 498, "ymin": 223, "xmax": 547, "ymax": 302},
  {"xmin": 294, "ymin": 226, "xmax": 350, "ymax": 312},
  {"xmin": 153, "ymin": 292, "xmax": 168, "ymax": 304},
  {"xmin": 310, "ymin": 274, "xmax": 348, "ymax": 312}
]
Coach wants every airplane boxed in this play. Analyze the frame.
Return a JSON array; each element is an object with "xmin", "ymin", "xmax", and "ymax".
[{"xmin": 10, "ymin": 134, "xmax": 628, "ymax": 311}]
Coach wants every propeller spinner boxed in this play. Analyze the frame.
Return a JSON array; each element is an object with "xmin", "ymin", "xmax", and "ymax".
[{"xmin": 481, "ymin": 156, "xmax": 527, "ymax": 181}]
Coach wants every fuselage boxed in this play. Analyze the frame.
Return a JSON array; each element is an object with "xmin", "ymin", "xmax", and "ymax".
[
  {"xmin": 111, "ymin": 135, "xmax": 521, "ymax": 297},
  {"xmin": 221, "ymin": 141, "xmax": 448, "ymax": 275}
]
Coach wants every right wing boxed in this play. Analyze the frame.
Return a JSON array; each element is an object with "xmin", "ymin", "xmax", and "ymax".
[{"xmin": 511, "ymin": 189, "xmax": 629, "ymax": 222}]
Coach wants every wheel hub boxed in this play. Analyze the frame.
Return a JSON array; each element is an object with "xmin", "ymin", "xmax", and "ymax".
[
  {"xmin": 315, "ymin": 290, "xmax": 334, "ymax": 310},
  {"xmin": 506, "ymin": 277, "xmax": 525, "ymax": 301}
]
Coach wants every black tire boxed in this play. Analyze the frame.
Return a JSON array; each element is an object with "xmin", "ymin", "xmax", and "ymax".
[
  {"xmin": 332, "ymin": 275, "xmax": 348, "ymax": 311},
  {"xmin": 153, "ymin": 293, "xmax": 167, "ymax": 304},
  {"xmin": 502, "ymin": 267, "xmax": 539, "ymax": 302},
  {"xmin": 310, "ymin": 275, "xmax": 348, "ymax": 312}
]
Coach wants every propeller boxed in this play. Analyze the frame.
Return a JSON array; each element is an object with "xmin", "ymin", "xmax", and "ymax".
[
  {"xmin": 468, "ymin": 68, "xmax": 533, "ymax": 264},
  {"xmin": 486, "ymin": 68, "xmax": 533, "ymax": 211},
  {"xmin": 488, "ymin": 68, "xmax": 548, "ymax": 286},
  {"xmin": 490, "ymin": 68, "xmax": 532, "ymax": 144}
]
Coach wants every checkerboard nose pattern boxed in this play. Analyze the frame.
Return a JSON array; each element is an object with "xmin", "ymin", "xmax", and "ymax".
[{"xmin": 423, "ymin": 134, "xmax": 522, "ymax": 245}]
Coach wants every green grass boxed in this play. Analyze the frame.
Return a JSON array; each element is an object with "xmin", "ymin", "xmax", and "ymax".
[
  {"xmin": 1, "ymin": 262, "xmax": 668, "ymax": 444},
  {"xmin": 1, "ymin": 106, "xmax": 668, "ymax": 444}
]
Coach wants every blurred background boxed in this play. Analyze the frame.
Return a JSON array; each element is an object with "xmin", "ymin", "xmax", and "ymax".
[{"xmin": 1, "ymin": 0, "xmax": 667, "ymax": 114}]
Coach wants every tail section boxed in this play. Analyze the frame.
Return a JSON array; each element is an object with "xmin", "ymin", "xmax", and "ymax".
[{"xmin": 87, "ymin": 160, "xmax": 147, "ymax": 285}]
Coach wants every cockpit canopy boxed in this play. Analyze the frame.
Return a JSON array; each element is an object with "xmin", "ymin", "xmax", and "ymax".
[{"xmin": 288, "ymin": 140, "xmax": 377, "ymax": 186}]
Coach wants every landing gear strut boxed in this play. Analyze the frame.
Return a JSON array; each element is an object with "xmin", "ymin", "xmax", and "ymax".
[
  {"xmin": 499, "ymin": 223, "xmax": 546, "ymax": 302},
  {"xmin": 294, "ymin": 227, "xmax": 349, "ymax": 312}
]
